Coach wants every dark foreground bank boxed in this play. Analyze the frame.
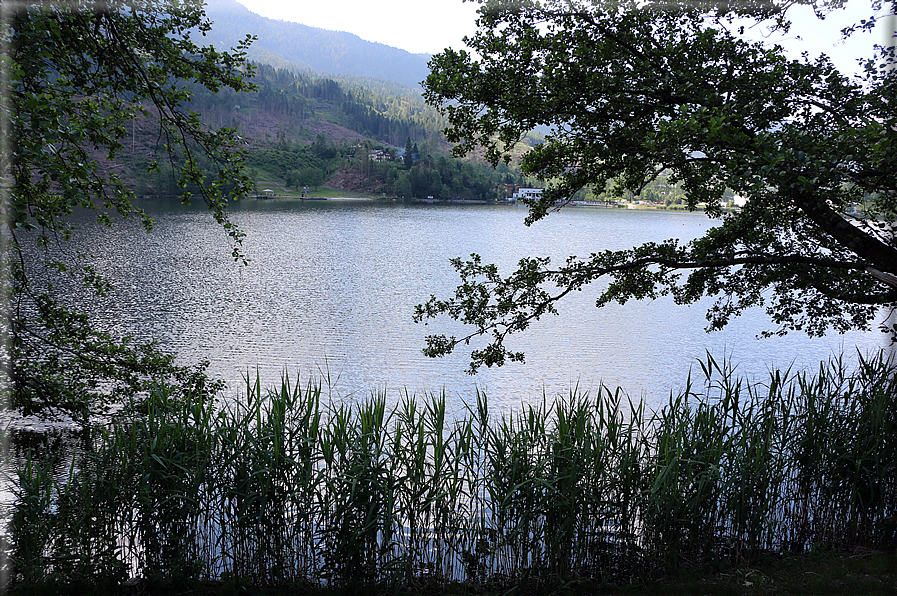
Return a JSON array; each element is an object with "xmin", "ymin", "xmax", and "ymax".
[{"xmin": 7, "ymin": 549, "xmax": 897, "ymax": 595}]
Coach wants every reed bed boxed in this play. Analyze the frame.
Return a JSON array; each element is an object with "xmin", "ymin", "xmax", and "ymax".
[{"xmin": 9, "ymin": 351, "xmax": 897, "ymax": 590}]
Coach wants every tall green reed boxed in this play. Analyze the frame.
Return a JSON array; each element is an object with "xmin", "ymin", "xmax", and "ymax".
[{"xmin": 10, "ymin": 350, "xmax": 896, "ymax": 590}]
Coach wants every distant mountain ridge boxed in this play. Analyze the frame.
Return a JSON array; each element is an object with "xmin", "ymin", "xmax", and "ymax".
[{"xmin": 204, "ymin": 0, "xmax": 432, "ymax": 89}]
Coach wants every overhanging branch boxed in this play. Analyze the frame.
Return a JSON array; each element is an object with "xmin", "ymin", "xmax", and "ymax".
[
  {"xmin": 793, "ymin": 191, "xmax": 897, "ymax": 273},
  {"xmin": 552, "ymin": 253, "xmax": 870, "ymax": 278},
  {"xmin": 867, "ymin": 267, "xmax": 897, "ymax": 289}
]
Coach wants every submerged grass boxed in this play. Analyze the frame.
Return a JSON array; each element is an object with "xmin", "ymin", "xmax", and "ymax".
[{"xmin": 7, "ymin": 351, "xmax": 897, "ymax": 592}]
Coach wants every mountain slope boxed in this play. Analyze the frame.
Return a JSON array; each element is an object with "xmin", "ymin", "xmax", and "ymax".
[{"xmin": 204, "ymin": 0, "xmax": 432, "ymax": 89}]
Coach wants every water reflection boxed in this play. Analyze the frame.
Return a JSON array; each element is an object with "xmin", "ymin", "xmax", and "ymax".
[{"xmin": 52, "ymin": 200, "xmax": 886, "ymax": 416}]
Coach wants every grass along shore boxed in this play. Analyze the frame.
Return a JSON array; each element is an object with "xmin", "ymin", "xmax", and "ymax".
[
  {"xmin": 249, "ymin": 185, "xmax": 370, "ymax": 199},
  {"xmin": 6, "ymin": 351, "xmax": 897, "ymax": 593}
]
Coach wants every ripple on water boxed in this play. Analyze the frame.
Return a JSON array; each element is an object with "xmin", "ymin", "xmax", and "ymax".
[{"xmin": 41, "ymin": 200, "xmax": 889, "ymax": 414}]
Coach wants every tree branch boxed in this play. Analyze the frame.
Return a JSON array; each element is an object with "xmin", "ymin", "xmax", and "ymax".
[
  {"xmin": 793, "ymin": 191, "xmax": 897, "ymax": 274},
  {"xmin": 550, "ymin": 253, "xmax": 870, "ymax": 278}
]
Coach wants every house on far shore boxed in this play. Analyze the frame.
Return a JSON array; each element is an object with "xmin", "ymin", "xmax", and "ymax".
[
  {"xmin": 262, "ymin": 189, "xmax": 275, "ymax": 198},
  {"xmin": 513, "ymin": 188, "xmax": 544, "ymax": 201}
]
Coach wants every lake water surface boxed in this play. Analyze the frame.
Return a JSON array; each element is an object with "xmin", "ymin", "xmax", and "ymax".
[{"xmin": 65, "ymin": 199, "xmax": 888, "ymax": 415}]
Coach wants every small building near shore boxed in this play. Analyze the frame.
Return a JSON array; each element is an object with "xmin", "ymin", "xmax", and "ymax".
[{"xmin": 513, "ymin": 188, "xmax": 544, "ymax": 201}]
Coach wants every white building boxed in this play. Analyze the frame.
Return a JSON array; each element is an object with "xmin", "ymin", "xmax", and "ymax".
[{"xmin": 512, "ymin": 188, "xmax": 544, "ymax": 201}]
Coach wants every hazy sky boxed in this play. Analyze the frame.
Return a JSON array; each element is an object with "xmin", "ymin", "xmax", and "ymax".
[
  {"xmin": 234, "ymin": 0, "xmax": 481, "ymax": 55},
  {"xmin": 234, "ymin": 0, "xmax": 890, "ymax": 75}
]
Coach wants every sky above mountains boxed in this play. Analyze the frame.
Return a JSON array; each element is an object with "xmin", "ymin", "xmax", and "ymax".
[
  {"xmin": 234, "ymin": 0, "xmax": 480, "ymax": 55},
  {"xmin": 234, "ymin": 0, "xmax": 891, "ymax": 76}
]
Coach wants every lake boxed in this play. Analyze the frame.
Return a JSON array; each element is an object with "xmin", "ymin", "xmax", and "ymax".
[{"xmin": 58, "ymin": 198, "xmax": 888, "ymax": 416}]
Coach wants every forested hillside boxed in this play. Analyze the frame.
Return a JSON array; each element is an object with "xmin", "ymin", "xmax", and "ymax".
[
  {"xmin": 192, "ymin": 63, "xmax": 441, "ymax": 148},
  {"xmin": 119, "ymin": 60, "xmax": 528, "ymax": 200}
]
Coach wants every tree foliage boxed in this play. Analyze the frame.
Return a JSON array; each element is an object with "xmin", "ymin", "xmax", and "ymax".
[
  {"xmin": 418, "ymin": 0, "xmax": 897, "ymax": 372},
  {"xmin": 3, "ymin": 0, "xmax": 255, "ymax": 421}
]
